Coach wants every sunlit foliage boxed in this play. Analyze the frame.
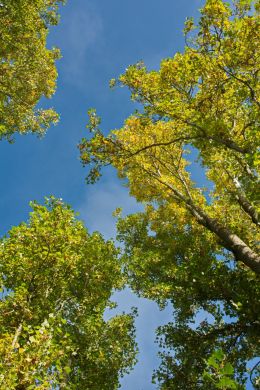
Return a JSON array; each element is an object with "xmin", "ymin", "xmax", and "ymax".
[
  {"xmin": 0, "ymin": 198, "xmax": 137, "ymax": 389},
  {"xmin": 79, "ymin": 0, "xmax": 260, "ymax": 387},
  {"xmin": 0, "ymin": 0, "xmax": 64, "ymax": 140}
]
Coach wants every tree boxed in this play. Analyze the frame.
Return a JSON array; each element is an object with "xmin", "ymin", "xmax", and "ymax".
[
  {"xmin": 0, "ymin": 198, "xmax": 137, "ymax": 389},
  {"xmin": 79, "ymin": 0, "xmax": 260, "ymax": 387},
  {"xmin": 0, "ymin": 0, "xmax": 64, "ymax": 140}
]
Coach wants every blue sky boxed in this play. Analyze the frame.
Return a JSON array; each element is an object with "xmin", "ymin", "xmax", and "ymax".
[{"xmin": 0, "ymin": 0, "xmax": 219, "ymax": 388}]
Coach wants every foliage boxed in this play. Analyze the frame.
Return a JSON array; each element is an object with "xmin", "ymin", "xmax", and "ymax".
[
  {"xmin": 0, "ymin": 0, "xmax": 64, "ymax": 140},
  {"xmin": 79, "ymin": 0, "xmax": 260, "ymax": 387},
  {"xmin": 116, "ymin": 209, "xmax": 259, "ymax": 388},
  {"xmin": 203, "ymin": 349, "xmax": 242, "ymax": 389},
  {"xmin": 0, "ymin": 198, "xmax": 137, "ymax": 389}
]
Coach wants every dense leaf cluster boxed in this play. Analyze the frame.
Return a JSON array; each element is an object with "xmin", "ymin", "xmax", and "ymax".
[
  {"xmin": 0, "ymin": 0, "xmax": 64, "ymax": 139},
  {"xmin": 0, "ymin": 0, "xmax": 259, "ymax": 388},
  {"xmin": 0, "ymin": 199, "xmax": 137, "ymax": 389},
  {"xmin": 80, "ymin": 0, "xmax": 260, "ymax": 387}
]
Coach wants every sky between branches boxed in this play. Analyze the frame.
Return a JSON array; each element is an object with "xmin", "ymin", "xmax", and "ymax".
[{"xmin": 0, "ymin": 1, "xmax": 219, "ymax": 388}]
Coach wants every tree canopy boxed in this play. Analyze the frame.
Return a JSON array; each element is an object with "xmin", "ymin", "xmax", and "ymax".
[
  {"xmin": 0, "ymin": 0, "xmax": 64, "ymax": 140},
  {"xmin": 0, "ymin": 198, "xmax": 137, "ymax": 389},
  {"xmin": 79, "ymin": 0, "xmax": 260, "ymax": 387}
]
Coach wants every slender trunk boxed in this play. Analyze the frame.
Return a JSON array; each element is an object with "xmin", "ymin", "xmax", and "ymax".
[
  {"xmin": 152, "ymin": 169, "xmax": 260, "ymax": 273},
  {"xmin": 0, "ymin": 324, "xmax": 25, "ymax": 388},
  {"xmin": 226, "ymin": 175, "xmax": 259, "ymax": 226},
  {"xmin": 235, "ymin": 191, "xmax": 259, "ymax": 226},
  {"xmin": 197, "ymin": 210, "xmax": 260, "ymax": 274},
  {"xmin": 11, "ymin": 323, "xmax": 23, "ymax": 349}
]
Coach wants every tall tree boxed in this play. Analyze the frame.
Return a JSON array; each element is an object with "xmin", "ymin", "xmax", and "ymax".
[
  {"xmin": 0, "ymin": 0, "xmax": 64, "ymax": 140},
  {"xmin": 79, "ymin": 0, "xmax": 260, "ymax": 387},
  {"xmin": 0, "ymin": 198, "xmax": 137, "ymax": 389}
]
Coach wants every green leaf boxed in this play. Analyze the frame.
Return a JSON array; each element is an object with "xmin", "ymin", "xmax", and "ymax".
[
  {"xmin": 221, "ymin": 363, "xmax": 234, "ymax": 376},
  {"xmin": 217, "ymin": 376, "xmax": 238, "ymax": 389}
]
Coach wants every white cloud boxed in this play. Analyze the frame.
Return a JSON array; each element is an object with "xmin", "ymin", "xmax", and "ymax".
[
  {"xmin": 106, "ymin": 288, "xmax": 172, "ymax": 390},
  {"xmin": 59, "ymin": 1, "xmax": 103, "ymax": 86},
  {"xmin": 79, "ymin": 180, "xmax": 172, "ymax": 389},
  {"xmin": 78, "ymin": 179, "xmax": 143, "ymax": 240}
]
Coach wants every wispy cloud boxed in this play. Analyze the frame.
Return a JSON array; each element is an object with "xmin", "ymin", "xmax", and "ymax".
[
  {"xmin": 106, "ymin": 288, "xmax": 173, "ymax": 390},
  {"xmin": 78, "ymin": 179, "xmax": 143, "ymax": 240},
  {"xmin": 78, "ymin": 181, "xmax": 172, "ymax": 389},
  {"xmin": 58, "ymin": 1, "xmax": 103, "ymax": 86}
]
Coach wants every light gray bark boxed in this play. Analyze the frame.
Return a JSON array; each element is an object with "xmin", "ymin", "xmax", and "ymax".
[{"xmin": 195, "ymin": 208, "xmax": 260, "ymax": 274}]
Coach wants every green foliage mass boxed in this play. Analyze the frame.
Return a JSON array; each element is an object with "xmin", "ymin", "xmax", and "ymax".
[
  {"xmin": 0, "ymin": 0, "xmax": 64, "ymax": 140},
  {"xmin": 0, "ymin": 198, "xmax": 137, "ymax": 389},
  {"xmin": 79, "ymin": 0, "xmax": 260, "ymax": 388}
]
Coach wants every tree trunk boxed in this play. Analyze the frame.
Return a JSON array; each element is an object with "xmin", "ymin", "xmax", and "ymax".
[{"xmin": 198, "ymin": 211, "xmax": 260, "ymax": 274}]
